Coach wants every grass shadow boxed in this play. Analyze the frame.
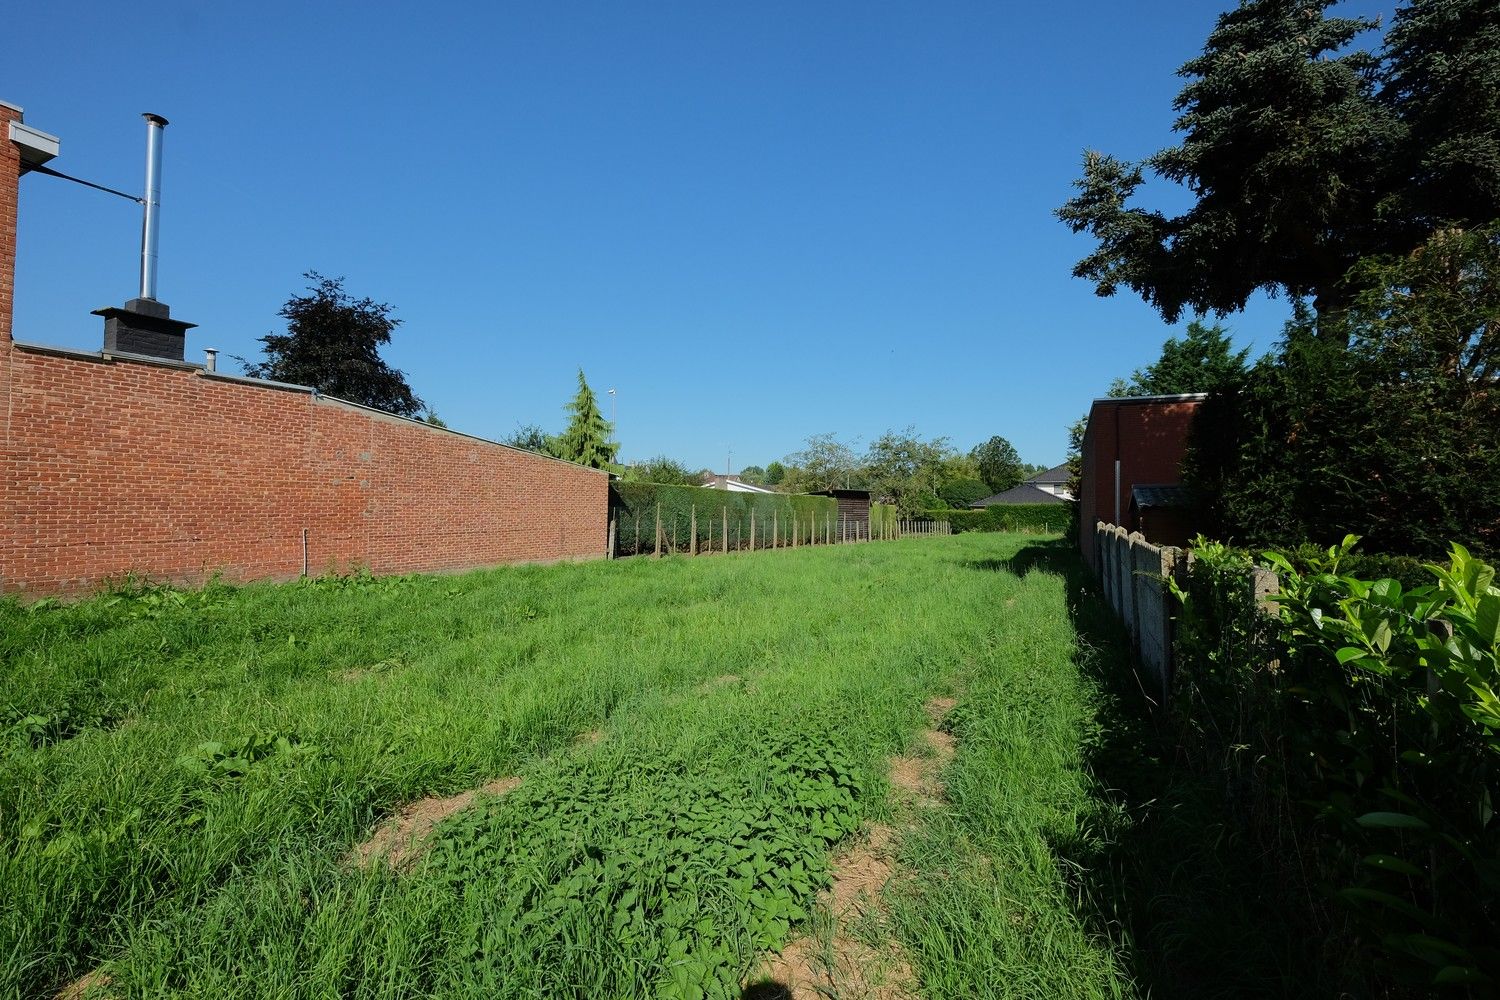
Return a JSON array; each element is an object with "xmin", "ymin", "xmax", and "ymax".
[{"xmin": 980, "ymin": 538, "xmax": 1343, "ymax": 999}]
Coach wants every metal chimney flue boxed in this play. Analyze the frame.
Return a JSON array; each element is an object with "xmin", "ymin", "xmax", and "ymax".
[
  {"xmin": 92, "ymin": 110, "xmax": 196, "ymax": 360},
  {"xmin": 139, "ymin": 113, "xmax": 168, "ymax": 301}
]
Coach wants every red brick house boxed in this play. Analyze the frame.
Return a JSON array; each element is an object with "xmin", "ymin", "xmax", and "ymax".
[{"xmin": 1077, "ymin": 394, "xmax": 1205, "ymax": 567}]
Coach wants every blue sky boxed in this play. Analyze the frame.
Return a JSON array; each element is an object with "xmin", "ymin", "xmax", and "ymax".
[{"xmin": 5, "ymin": 1, "xmax": 1390, "ymax": 470}]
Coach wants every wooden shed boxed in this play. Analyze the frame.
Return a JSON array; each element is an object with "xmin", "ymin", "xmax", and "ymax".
[{"xmin": 809, "ymin": 488, "xmax": 873, "ymax": 540}]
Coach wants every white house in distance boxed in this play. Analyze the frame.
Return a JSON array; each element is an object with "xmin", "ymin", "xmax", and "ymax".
[
  {"xmin": 702, "ymin": 474, "xmax": 778, "ymax": 494},
  {"xmin": 970, "ymin": 463, "xmax": 1074, "ymax": 507},
  {"xmin": 1025, "ymin": 463, "xmax": 1073, "ymax": 500}
]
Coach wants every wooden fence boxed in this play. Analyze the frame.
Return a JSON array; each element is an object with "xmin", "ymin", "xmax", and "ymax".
[{"xmin": 608, "ymin": 509, "xmax": 951, "ymax": 559}]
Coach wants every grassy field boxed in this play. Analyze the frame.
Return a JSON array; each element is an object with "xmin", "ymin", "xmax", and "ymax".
[{"xmin": 1, "ymin": 533, "xmax": 1296, "ymax": 999}]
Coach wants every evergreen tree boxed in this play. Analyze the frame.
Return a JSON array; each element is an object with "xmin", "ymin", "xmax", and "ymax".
[
  {"xmin": 1111, "ymin": 320, "xmax": 1251, "ymax": 396},
  {"xmin": 1184, "ymin": 225, "xmax": 1500, "ymax": 558},
  {"xmin": 1055, "ymin": 0, "xmax": 1500, "ymax": 339},
  {"xmin": 245, "ymin": 272, "xmax": 425, "ymax": 416},
  {"xmin": 554, "ymin": 370, "xmax": 618, "ymax": 469},
  {"xmin": 1384, "ymin": 0, "xmax": 1500, "ymax": 230}
]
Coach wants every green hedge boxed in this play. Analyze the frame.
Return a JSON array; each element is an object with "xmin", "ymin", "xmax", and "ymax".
[
  {"xmin": 929, "ymin": 503, "xmax": 1072, "ymax": 534},
  {"xmin": 1173, "ymin": 537, "xmax": 1500, "ymax": 987},
  {"xmin": 612, "ymin": 483, "xmax": 895, "ymax": 556}
]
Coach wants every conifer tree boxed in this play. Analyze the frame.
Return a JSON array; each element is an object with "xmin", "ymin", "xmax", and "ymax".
[
  {"xmin": 554, "ymin": 369, "xmax": 618, "ymax": 469},
  {"xmin": 1057, "ymin": 0, "xmax": 1500, "ymax": 339}
]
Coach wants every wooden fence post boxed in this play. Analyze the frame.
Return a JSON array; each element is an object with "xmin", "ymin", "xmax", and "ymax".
[
  {"xmin": 654, "ymin": 503, "xmax": 663, "ymax": 558},
  {"xmin": 635, "ymin": 512, "xmax": 642, "ymax": 557},
  {"xmin": 690, "ymin": 506, "xmax": 698, "ymax": 556},
  {"xmin": 773, "ymin": 510, "xmax": 779, "ymax": 549},
  {"xmin": 722, "ymin": 507, "xmax": 729, "ymax": 554},
  {"xmin": 607, "ymin": 517, "xmax": 617, "ymax": 559},
  {"xmin": 750, "ymin": 509, "xmax": 757, "ymax": 552}
]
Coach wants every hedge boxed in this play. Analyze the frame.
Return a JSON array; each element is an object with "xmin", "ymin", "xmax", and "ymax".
[
  {"xmin": 610, "ymin": 483, "xmax": 899, "ymax": 556},
  {"xmin": 929, "ymin": 503, "xmax": 1072, "ymax": 534}
]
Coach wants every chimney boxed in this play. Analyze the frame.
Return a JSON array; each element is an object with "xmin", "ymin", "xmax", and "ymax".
[{"xmin": 93, "ymin": 113, "xmax": 195, "ymax": 361}]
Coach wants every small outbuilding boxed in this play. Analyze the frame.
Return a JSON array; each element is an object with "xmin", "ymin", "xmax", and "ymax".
[
  {"xmin": 1077, "ymin": 393, "xmax": 1206, "ymax": 567},
  {"xmin": 808, "ymin": 488, "xmax": 873, "ymax": 540}
]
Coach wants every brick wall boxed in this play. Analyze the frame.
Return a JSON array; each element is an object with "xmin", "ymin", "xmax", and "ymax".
[
  {"xmin": 1078, "ymin": 396, "xmax": 1203, "ymax": 567},
  {"xmin": 0, "ymin": 344, "xmax": 608, "ymax": 595},
  {"xmin": 2, "ymin": 102, "xmax": 22, "ymax": 489},
  {"xmin": 1, "ymin": 100, "xmax": 606, "ymax": 596}
]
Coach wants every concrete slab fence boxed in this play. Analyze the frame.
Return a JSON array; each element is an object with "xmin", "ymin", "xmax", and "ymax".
[{"xmin": 1092, "ymin": 520, "xmax": 1281, "ymax": 705}]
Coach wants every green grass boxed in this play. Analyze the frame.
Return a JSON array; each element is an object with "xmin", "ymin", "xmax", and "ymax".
[{"xmin": 0, "ymin": 534, "xmax": 1305, "ymax": 998}]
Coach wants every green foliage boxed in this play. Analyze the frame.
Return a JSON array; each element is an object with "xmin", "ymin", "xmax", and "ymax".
[
  {"xmin": 623, "ymin": 456, "xmax": 697, "ymax": 486},
  {"xmin": 430, "ymin": 739, "xmax": 861, "ymax": 997},
  {"xmin": 780, "ymin": 433, "xmax": 863, "ymax": 493},
  {"xmin": 1058, "ymin": 0, "xmax": 1500, "ymax": 335},
  {"xmin": 763, "ymin": 461, "xmax": 786, "ymax": 486},
  {"xmin": 610, "ymin": 483, "xmax": 843, "ymax": 554},
  {"xmin": 1185, "ymin": 226, "xmax": 1500, "ymax": 560},
  {"xmin": 244, "ymin": 272, "xmax": 425, "ymax": 417},
  {"xmin": 502, "ymin": 423, "xmax": 558, "ymax": 456},
  {"xmin": 932, "ymin": 504, "xmax": 1070, "ymax": 535},
  {"xmin": 1171, "ymin": 536, "xmax": 1500, "ymax": 987},
  {"xmin": 1384, "ymin": 0, "xmax": 1500, "ymax": 229},
  {"xmin": 736, "ymin": 465, "xmax": 766, "ymax": 486},
  {"xmin": 1108, "ymin": 319, "xmax": 1250, "ymax": 397},
  {"xmin": 865, "ymin": 428, "xmax": 954, "ymax": 517},
  {"xmin": 421, "ymin": 409, "xmax": 448, "ymax": 429},
  {"xmin": 553, "ymin": 370, "xmax": 619, "ymax": 470},
  {"xmin": 937, "ymin": 477, "xmax": 991, "ymax": 509},
  {"xmin": 968, "ymin": 435, "xmax": 1024, "ymax": 494}
]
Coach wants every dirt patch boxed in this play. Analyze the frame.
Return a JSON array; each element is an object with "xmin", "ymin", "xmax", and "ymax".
[
  {"xmin": 353, "ymin": 777, "xmax": 521, "ymax": 869},
  {"xmin": 575, "ymin": 729, "xmax": 605, "ymax": 746},
  {"xmin": 751, "ymin": 824, "xmax": 917, "ymax": 999},
  {"xmin": 749, "ymin": 696, "xmax": 962, "ymax": 998},
  {"xmin": 889, "ymin": 699, "xmax": 958, "ymax": 808},
  {"xmin": 700, "ymin": 673, "xmax": 742, "ymax": 691},
  {"xmin": 923, "ymin": 697, "xmax": 957, "ymax": 726},
  {"xmin": 55, "ymin": 971, "xmax": 111, "ymax": 1000}
]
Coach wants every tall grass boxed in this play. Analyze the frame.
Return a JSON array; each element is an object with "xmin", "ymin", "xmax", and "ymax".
[{"xmin": 0, "ymin": 534, "xmax": 1286, "ymax": 998}]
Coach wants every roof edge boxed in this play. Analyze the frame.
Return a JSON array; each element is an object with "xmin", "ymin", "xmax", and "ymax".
[{"xmin": 1091, "ymin": 392, "xmax": 1209, "ymax": 405}]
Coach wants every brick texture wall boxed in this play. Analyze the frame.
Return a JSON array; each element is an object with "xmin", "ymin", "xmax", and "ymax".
[
  {"xmin": 1, "ymin": 100, "xmax": 606, "ymax": 596},
  {"xmin": 0, "ymin": 346, "xmax": 608, "ymax": 595},
  {"xmin": 1077, "ymin": 396, "xmax": 1202, "ymax": 567}
]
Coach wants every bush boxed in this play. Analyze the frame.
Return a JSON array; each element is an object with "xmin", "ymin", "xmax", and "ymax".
[
  {"xmin": 929, "ymin": 503, "xmax": 1071, "ymax": 534},
  {"xmin": 1171, "ymin": 536, "xmax": 1500, "ymax": 989}
]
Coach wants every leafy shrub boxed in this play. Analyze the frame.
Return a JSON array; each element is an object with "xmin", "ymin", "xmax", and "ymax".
[
  {"xmin": 932, "ymin": 503, "xmax": 1071, "ymax": 534},
  {"xmin": 428, "ymin": 739, "xmax": 862, "ymax": 997},
  {"xmin": 937, "ymin": 477, "xmax": 991, "ymax": 508},
  {"xmin": 1171, "ymin": 536, "xmax": 1500, "ymax": 989}
]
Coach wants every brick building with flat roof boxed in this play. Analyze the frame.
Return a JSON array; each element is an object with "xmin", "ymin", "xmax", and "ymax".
[{"xmin": 1077, "ymin": 394, "xmax": 1205, "ymax": 568}]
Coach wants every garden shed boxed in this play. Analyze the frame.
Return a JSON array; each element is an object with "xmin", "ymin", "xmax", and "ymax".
[{"xmin": 808, "ymin": 488, "xmax": 873, "ymax": 540}]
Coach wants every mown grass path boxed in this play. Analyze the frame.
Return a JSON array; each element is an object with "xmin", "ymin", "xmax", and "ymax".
[{"xmin": 3, "ymin": 534, "xmax": 1143, "ymax": 999}]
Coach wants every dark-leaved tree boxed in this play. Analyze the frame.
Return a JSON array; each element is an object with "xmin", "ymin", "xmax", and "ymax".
[
  {"xmin": 1058, "ymin": 0, "xmax": 1500, "ymax": 340},
  {"xmin": 245, "ymin": 272, "xmax": 425, "ymax": 416},
  {"xmin": 1185, "ymin": 224, "xmax": 1500, "ymax": 558},
  {"xmin": 1110, "ymin": 319, "xmax": 1251, "ymax": 397}
]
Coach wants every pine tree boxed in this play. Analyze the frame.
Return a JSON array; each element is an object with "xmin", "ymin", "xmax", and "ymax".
[
  {"xmin": 1059, "ymin": 1, "xmax": 1395, "ymax": 336},
  {"xmin": 1111, "ymin": 320, "xmax": 1251, "ymax": 396},
  {"xmin": 554, "ymin": 370, "xmax": 618, "ymax": 469}
]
